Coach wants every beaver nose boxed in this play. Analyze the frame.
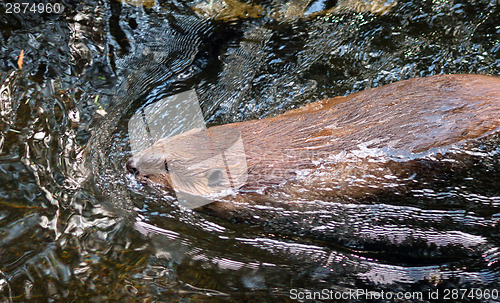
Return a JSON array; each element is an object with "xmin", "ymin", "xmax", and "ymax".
[{"xmin": 126, "ymin": 158, "xmax": 138, "ymax": 175}]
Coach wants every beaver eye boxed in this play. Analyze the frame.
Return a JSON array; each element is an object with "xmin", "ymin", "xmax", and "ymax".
[
  {"xmin": 164, "ymin": 160, "xmax": 169, "ymax": 173},
  {"xmin": 207, "ymin": 169, "xmax": 223, "ymax": 187}
]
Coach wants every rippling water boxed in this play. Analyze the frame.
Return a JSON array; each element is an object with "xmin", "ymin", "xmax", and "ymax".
[{"xmin": 1, "ymin": 0, "xmax": 500, "ymax": 301}]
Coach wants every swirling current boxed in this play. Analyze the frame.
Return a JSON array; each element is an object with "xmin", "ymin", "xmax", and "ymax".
[{"xmin": 0, "ymin": 0, "xmax": 499, "ymax": 302}]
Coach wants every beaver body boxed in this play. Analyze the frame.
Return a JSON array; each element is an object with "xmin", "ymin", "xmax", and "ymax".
[{"xmin": 127, "ymin": 74, "xmax": 500, "ymax": 214}]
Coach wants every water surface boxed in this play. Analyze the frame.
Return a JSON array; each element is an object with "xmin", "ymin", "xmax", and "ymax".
[{"xmin": 1, "ymin": 0, "xmax": 499, "ymax": 301}]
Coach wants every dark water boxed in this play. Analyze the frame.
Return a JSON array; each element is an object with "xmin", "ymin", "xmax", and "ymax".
[{"xmin": 1, "ymin": 0, "xmax": 500, "ymax": 301}]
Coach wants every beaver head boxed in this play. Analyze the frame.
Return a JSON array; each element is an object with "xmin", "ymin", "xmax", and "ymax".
[{"xmin": 126, "ymin": 126, "xmax": 248, "ymax": 203}]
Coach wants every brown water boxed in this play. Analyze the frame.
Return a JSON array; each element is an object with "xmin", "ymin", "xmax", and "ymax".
[{"xmin": 1, "ymin": 0, "xmax": 499, "ymax": 302}]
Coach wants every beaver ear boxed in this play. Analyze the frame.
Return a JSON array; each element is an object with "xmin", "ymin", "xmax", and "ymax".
[{"xmin": 207, "ymin": 168, "xmax": 223, "ymax": 187}]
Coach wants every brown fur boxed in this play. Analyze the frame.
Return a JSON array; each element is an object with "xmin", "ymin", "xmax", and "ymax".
[{"xmin": 127, "ymin": 74, "xmax": 500, "ymax": 213}]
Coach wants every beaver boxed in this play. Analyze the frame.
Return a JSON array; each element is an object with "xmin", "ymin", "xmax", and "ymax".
[{"xmin": 126, "ymin": 74, "xmax": 500, "ymax": 215}]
